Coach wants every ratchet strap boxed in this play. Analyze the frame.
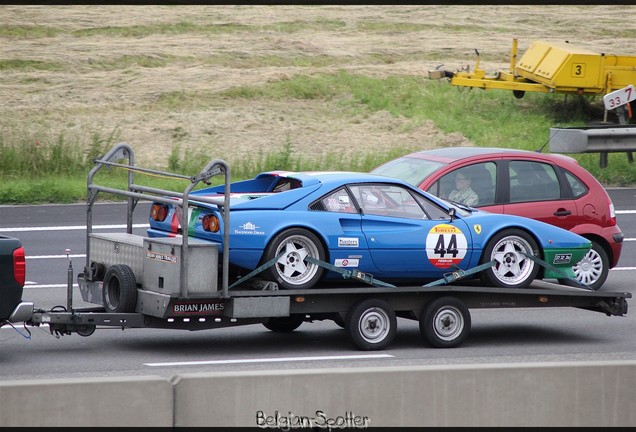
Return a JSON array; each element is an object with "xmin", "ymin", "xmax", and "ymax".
[
  {"xmin": 305, "ymin": 256, "xmax": 397, "ymax": 288},
  {"xmin": 423, "ymin": 260, "xmax": 496, "ymax": 287},
  {"xmin": 230, "ymin": 253, "xmax": 578, "ymax": 290},
  {"xmin": 229, "ymin": 254, "xmax": 397, "ymax": 289},
  {"xmin": 228, "ymin": 253, "xmax": 284, "ymax": 289}
]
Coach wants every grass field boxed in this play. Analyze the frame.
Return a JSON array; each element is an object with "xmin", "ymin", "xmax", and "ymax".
[{"xmin": 2, "ymin": 5, "xmax": 636, "ymax": 203}]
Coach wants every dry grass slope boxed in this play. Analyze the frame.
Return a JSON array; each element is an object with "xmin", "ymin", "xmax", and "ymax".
[{"xmin": 2, "ymin": 5, "xmax": 635, "ymax": 168}]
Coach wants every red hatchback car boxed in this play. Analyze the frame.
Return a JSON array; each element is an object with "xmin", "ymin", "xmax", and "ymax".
[{"xmin": 371, "ymin": 147, "xmax": 624, "ymax": 290}]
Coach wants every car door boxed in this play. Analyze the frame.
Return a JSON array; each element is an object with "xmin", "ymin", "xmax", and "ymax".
[
  {"xmin": 501, "ymin": 159, "xmax": 579, "ymax": 231},
  {"xmin": 348, "ymin": 183, "xmax": 474, "ymax": 277}
]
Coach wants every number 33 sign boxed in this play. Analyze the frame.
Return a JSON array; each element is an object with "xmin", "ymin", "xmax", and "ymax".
[{"xmin": 603, "ymin": 85, "xmax": 635, "ymax": 111}]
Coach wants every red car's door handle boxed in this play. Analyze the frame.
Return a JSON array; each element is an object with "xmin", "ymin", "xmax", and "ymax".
[{"xmin": 554, "ymin": 209, "xmax": 572, "ymax": 216}]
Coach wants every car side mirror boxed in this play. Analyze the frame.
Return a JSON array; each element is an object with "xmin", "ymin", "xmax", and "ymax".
[{"xmin": 448, "ymin": 207, "xmax": 456, "ymax": 221}]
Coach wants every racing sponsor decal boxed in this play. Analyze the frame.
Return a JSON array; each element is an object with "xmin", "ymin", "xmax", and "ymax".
[
  {"xmin": 234, "ymin": 221, "xmax": 265, "ymax": 235},
  {"xmin": 338, "ymin": 237, "xmax": 359, "ymax": 248},
  {"xmin": 172, "ymin": 300, "xmax": 225, "ymax": 316},
  {"xmin": 146, "ymin": 250, "xmax": 178, "ymax": 264},
  {"xmin": 334, "ymin": 258, "xmax": 360, "ymax": 267},
  {"xmin": 473, "ymin": 224, "xmax": 482, "ymax": 235},
  {"xmin": 553, "ymin": 253, "xmax": 573, "ymax": 264},
  {"xmin": 425, "ymin": 224, "xmax": 468, "ymax": 268}
]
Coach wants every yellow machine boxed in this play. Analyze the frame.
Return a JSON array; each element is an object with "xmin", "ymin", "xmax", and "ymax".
[{"xmin": 429, "ymin": 39, "xmax": 636, "ymax": 100}]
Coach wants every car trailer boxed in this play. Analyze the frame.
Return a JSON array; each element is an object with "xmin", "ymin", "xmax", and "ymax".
[{"xmin": 20, "ymin": 143, "xmax": 631, "ymax": 350}]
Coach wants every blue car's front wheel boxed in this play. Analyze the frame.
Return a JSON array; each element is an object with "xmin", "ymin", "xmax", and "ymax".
[
  {"xmin": 480, "ymin": 229, "xmax": 540, "ymax": 288},
  {"xmin": 263, "ymin": 228, "xmax": 326, "ymax": 290}
]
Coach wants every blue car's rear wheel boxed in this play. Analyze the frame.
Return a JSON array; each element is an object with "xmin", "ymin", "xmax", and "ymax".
[
  {"xmin": 263, "ymin": 228, "xmax": 326, "ymax": 290},
  {"xmin": 480, "ymin": 229, "xmax": 539, "ymax": 288}
]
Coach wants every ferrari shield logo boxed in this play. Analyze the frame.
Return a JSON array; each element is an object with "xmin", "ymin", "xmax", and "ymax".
[{"xmin": 473, "ymin": 224, "xmax": 482, "ymax": 235}]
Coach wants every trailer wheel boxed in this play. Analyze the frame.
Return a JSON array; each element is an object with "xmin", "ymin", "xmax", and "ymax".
[
  {"xmin": 76, "ymin": 324, "xmax": 96, "ymax": 337},
  {"xmin": 262, "ymin": 228, "xmax": 326, "ymax": 290},
  {"xmin": 346, "ymin": 299, "xmax": 396, "ymax": 351},
  {"xmin": 420, "ymin": 297, "xmax": 470, "ymax": 348},
  {"xmin": 263, "ymin": 315, "xmax": 304, "ymax": 332},
  {"xmin": 480, "ymin": 229, "xmax": 539, "ymax": 288},
  {"xmin": 102, "ymin": 264, "xmax": 137, "ymax": 313}
]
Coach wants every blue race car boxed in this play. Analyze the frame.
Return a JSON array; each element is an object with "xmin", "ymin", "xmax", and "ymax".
[{"xmin": 148, "ymin": 171, "xmax": 591, "ymax": 290}]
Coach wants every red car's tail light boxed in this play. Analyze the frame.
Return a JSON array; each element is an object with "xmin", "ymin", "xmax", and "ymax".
[
  {"xmin": 151, "ymin": 203, "xmax": 169, "ymax": 222},
  {"xmin": 13, "ymin": 246, "xmax": 26, "ymax": 286},
  {"xmin": 202, "ymin": 214, "xmax": 220, "ymax": 232},
  {"xmin": 609, "ymin": 202, "xmax": 617, "ymax": 226}
]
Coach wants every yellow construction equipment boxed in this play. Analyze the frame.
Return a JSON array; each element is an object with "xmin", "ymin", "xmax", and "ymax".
[
  {"xmin": 430, "ymin": 39, "xmax": 636, "ymax": 167},
  {"xmin": 429, "ymin": 39, "xmax": 636, "ymax": 101}
]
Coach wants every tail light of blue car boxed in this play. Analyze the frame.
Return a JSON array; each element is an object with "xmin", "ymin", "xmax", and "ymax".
[{"xmin": 149, "ymin": 202, "xmax": 222, "ymax": 240}]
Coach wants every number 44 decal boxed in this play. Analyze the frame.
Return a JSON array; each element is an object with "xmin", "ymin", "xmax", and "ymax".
[
  {"xmin": 434, "ymin": 234, "xmax": 459, "ymax": 257},
  {"xmin": 426, "ymin": 224, "xmax": 468, "ymax": 268}
]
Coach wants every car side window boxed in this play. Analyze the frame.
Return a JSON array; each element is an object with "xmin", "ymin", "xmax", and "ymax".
[
  {"xmin": 349, "ymin": 184, "xmax": 427, "ymax": 219},
  {"xmin": 317, "ymin": 187, "xmax": 357, "ymax": 213},
  {"xmin": 428, "ymin": 162, "xmax": 496, "ymax": 207},
  {"xmin": 509, "ymin": 161, "xmax": 560, "ymax": 203},
  {"xmin": 563, "ymin": 170, "xmax": 589, "ymax": 198}
]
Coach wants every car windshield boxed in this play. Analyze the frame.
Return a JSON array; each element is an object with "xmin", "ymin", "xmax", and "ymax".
[{"xmin": 372, "ymin": 157, "xmax": 445, "ymax": 186}]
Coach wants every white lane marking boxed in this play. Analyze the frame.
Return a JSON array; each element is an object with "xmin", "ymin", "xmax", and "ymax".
[
  {"xmin": 144, "ymin": 354, "xmax": 394, "ymax": 367},
  {"xmin": 0, "ymin": 223, "xmax": 149, "ymax": 232},
  {"xmin": 616, "ymin": 210, "xmax": 636, "ymax": 214}
]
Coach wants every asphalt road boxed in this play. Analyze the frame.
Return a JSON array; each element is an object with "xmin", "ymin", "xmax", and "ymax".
[{"xmin": 0, "ymin": 188, "xmax": 634, "ymax": 381}]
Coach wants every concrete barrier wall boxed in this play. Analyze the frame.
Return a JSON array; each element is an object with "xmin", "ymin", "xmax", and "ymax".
[
  {"xmin": 2, "ymin": 361, "xmax": 635, "ymax": 427},
  {"xmin": 0, "ymin": 376, "xmax": 173, "ymax": 427}
]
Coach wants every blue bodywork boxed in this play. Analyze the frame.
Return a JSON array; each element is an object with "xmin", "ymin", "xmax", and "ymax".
[{"xmin": 147, "ymin": 171, "xmax": 591, "ymax": 283}]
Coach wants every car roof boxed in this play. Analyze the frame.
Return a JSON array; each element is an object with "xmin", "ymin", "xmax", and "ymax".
[
  {"xmin": 192, "ymin": 170, "xmax": 417, "ymax": 210},
  {"xmin": 404, "ymin": 146, "xmax": 578, "ymax": 165}
]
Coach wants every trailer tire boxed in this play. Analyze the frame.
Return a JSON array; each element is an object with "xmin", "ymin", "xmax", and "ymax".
[
  {"xmin": 346, "ymin": 299, "xmax": 396, "ymax": 351},
  {"xmin": 76, "ymin": 324, "xmax": 96, "ymax": 337},
  {"xmin": 420, "ymin": 296, "xmax": 470, "ymax": 348},
  {"xmin": 263, "ymin": 315, "xmax": 304, "ymax": 332},
  {"xmin": 102, "ymin": 264, "xmax": 137, "ymax": 313}
]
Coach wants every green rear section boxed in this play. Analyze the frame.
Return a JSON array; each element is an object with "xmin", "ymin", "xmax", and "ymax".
[{"xmin": 542, "ymin": 247, "xmax": 589, "ymax": 280}]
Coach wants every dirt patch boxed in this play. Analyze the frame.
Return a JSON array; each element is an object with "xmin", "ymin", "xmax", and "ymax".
[{"xmin": 2, "ymin": 5, "xmax": 635, "ymax": 168}]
